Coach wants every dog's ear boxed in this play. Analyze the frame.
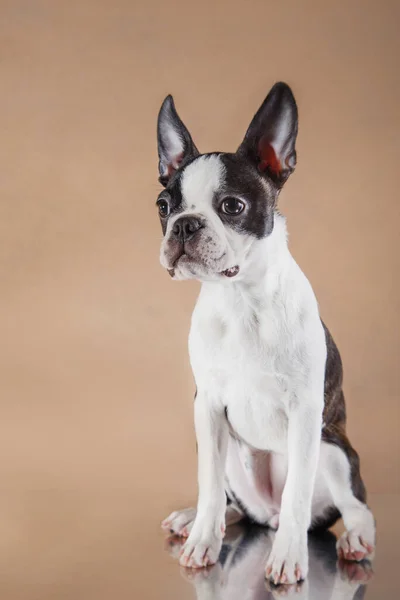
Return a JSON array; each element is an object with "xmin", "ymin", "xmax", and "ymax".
[
  {"xmin": 237, "ymin": 82, "xmax": 298, "ymax": 187},
  {"xmin": 157, "ymin": 95, "xmax": 199, "ymax": 187}
]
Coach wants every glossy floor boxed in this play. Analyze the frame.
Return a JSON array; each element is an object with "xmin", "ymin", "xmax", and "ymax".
[
  {"xmin": 161, "ymin": 495, "xmax": 398, "ymax": 600},
  {"xmin": 1, "ymin": 494, "xmax": 396, "ymax": 599}
]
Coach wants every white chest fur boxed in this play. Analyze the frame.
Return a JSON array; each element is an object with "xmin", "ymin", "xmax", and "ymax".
[{"xmin": 188, "ymin": 218, "xmax": 326, "ymax": 454}]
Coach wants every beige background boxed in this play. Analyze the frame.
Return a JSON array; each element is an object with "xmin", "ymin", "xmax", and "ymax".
[{"xmin": 0, "ymin": 1, "xmax": 399, "ymax": 597}]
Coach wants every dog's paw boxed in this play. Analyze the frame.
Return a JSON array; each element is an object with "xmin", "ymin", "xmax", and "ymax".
[
  {"xmin": 265, "ymin": 529, "xmax": 308, "ymax": 585},
  {"xmin": 179, "ymin": 519, "xmax": 225, "ymax": 568},
  {"xmin": 337, "ymin": 529, "xmax": 375, "ymax": 562},
  {"xmin": 161, "ymin": 507, "xmax": 197, "ymax": 537},
  {"xmin": 179, "ymin": 532, "xmax": 223, "ymax": 569}
]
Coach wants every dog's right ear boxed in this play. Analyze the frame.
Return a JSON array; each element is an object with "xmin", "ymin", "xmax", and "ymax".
[{"xmin": 157, "ymin": 96, "xmax": 199, "ymax": 187}]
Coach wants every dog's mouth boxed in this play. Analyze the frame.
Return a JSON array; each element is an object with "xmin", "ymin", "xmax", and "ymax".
[
  {"xmin": 221, "ymin": 265, "xmax": 240, "ymax": 278},
  {"xmin": 167, "ymin": 264, "xmax": 240, "ymax": 279}
]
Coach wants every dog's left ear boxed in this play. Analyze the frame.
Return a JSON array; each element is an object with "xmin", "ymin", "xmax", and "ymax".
[
  {"xmin": 157, "ymin": 95, "xmax": 199, "ymax": 187},
  {"xmin": 237, "ymin": 82, "xmax": 298, "ymax": 187}
]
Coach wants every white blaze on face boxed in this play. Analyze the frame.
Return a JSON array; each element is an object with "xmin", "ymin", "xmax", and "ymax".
[
  {"xmin": 179, "ymin": 155, "xmax": 231, "ymax": 274},
  {"xmin": 180, "ymin": 154, "xmax": 225, "ymax": 214}
]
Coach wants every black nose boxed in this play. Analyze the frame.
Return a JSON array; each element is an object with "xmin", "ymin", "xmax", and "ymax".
[{"xmin": 172, "ymin": 216, "xmax": 203, "ymax": 242}]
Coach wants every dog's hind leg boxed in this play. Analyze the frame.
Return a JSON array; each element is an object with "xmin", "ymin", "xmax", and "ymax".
[
  {"xmin": 313, "ymin": 432, "xmax": 375, "ymax": 562},
  {"xmin": 162, "ymin": 503, "xmax": 244, "ymax": 538}
]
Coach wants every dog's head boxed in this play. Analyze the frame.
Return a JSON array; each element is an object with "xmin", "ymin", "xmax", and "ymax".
[{"xmin": 156, "ymin": 82, "xmax": 298, "ymax": 282}]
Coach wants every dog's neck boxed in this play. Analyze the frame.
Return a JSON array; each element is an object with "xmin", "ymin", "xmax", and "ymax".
[{"xmin": 202, "ymin": 212, "xmax": 292, "ymax": 303}]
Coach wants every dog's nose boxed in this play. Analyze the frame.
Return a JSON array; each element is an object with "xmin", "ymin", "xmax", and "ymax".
[{"xmin": 172, "ymin": 216, "xmax": 203, "ymax": 242}]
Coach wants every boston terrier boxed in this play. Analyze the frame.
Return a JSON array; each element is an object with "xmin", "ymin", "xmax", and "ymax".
[{"xmin": 156, "ymin": 83, "xmax": 376, "ymax": 585}]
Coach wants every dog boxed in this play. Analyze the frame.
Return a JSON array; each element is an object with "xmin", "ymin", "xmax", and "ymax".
[{"xmin": 156, "ymin": 82, "xmax": 376, "ymax": 585}]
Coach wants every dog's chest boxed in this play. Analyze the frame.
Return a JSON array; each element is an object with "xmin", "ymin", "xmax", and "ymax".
[{"xmin": 189, "ymin": 294, "xmax": 305, "ymax": 452}]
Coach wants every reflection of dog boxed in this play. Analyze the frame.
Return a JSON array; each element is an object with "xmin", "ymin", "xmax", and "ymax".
[
  {"xmin": 166, "ymin": 526, "xmax": 373, "ymax": 600},
  {"xmin": 156, "ymin": 82, "xmax": 376, "ymax": 584}
]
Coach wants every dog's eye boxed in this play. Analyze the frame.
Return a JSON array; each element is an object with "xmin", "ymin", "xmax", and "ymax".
[
  {"xmin": 221, "ymin": 197, "xmax": 245, "ymax": 216},
  {"xmin": 157, "ymin": 199, "xmax": 170, "ymax": 218}
]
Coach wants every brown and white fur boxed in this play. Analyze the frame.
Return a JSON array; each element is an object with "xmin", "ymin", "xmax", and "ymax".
[{"xmin": 156, "ymin": 83, "xmax": 376, "ymax": 585}]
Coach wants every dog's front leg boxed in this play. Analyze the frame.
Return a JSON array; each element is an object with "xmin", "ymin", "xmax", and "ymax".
[
  {"xmin": 266, "ymin": 397, "xmax": 323, "ymax": 585},
  {"xmin": 179, "ymin": 394, "xmax": 228, "ymax": 568}
]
